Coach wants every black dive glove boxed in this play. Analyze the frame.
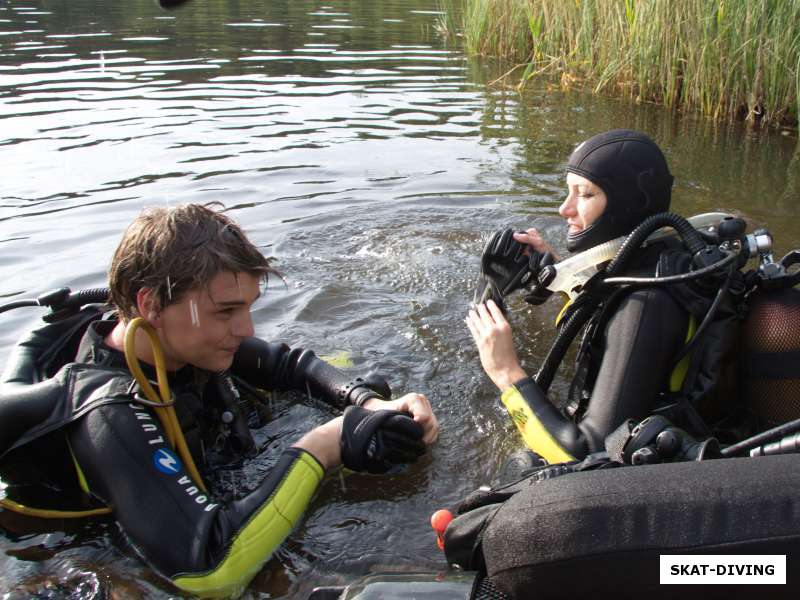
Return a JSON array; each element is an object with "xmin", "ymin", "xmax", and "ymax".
[
  {"xmin": 340, "ymin": 406, "xmax": 425, "ymax": 474},
  {"xmin": 523, "ymin": 264, "xmax": 556, "ymax": 306},
  {"xmin": 473, "ymin": 228, "xmax": 555, "ymax": 309}
]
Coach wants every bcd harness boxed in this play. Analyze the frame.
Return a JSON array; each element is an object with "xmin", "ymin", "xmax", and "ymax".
[{"xmin": 492, "ymin": 213, "xmax": 797, "ymax": 464}]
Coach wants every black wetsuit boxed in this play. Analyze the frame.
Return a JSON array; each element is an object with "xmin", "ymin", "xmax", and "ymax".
[
  {"xmin": 0, "ymin": 313, "xmax": 385, "ymax": 597},
  {"xmin": 501, "ymin": 247, "xmax": 699, "ymax": 463}
]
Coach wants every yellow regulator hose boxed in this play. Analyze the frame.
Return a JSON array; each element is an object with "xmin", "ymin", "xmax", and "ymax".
[{"xmin": 124, "ymin": 318, "xmax": 207, "ymax": 493}]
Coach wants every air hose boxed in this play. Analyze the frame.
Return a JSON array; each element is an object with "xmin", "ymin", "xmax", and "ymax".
[
  {"xmin": 603, "ymin": 252, "xmax": 739, "ymax": 287},
  {"xmin": 124, "ymin": 318, "xmax": 207, "ymax": 493},
  {"xmin": 721, "ymin": 416, "xmax": 800, "ymax": 457},
  {"xmin": 535, "ymin": 212, "xmax": 730, "ymax": 393},
  {"xmin": 0, "ymin": 287, "xmax": 110, "ymax": 318}
]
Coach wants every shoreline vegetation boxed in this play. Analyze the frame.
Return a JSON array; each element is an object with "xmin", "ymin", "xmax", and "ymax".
[{"xmin": 438, "ymin": 0, "xmax": 800, "ymax": 132}]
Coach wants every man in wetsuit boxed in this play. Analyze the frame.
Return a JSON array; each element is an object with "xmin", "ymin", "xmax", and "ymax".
[
  {"xmin": 466, "ymin": 129, "xmax": 724, "ymax": 464},
  {"xmin": 0, "ymin": 203, "xmax": 439, "ymax": 596}
]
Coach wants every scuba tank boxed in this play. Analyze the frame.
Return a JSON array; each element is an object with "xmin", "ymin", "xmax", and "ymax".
[
  {"xmin": 741, "ymin": 287, "xmax": 800, "ymax": 426},
  {"xmin": 738, "ymin": 232, "xmax": 800, "ymax": 428}
]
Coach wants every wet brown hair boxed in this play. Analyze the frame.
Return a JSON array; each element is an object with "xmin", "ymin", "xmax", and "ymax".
[{"xmin": 109, "ymin": 202, "xmax": 278, "ymax": 321}]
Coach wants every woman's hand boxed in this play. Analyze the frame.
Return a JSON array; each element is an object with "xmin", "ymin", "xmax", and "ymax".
[
  {"xmin": 513, "ymin": 228, "xmax": 560, "ymax": 261},
  {"xmin": 466, "ymin": 299, "xmax": 528, "ymax": 392},
  {"xmin": 361, "ymin": 393, "xmax": 439, "ymax": 445}
]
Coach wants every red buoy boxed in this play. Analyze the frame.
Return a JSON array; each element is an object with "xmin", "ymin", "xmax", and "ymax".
[{"xmin": 430, "ymin": 509, "xmax": 453, "ymax": 550}]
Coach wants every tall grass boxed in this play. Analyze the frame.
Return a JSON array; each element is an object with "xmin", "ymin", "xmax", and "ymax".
[{"xmin": 440, "ymin": 0, "xmax": 800, "ymax": 129}]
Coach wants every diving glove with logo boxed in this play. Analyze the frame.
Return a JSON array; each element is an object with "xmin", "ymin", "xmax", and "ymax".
[
  {"xmin": 473, "ymin": 228, "xmax": 555, "ymax": 310},
  {"xmin": 340, "ymin": 406, "xmax": 425, "ymax": 474}
]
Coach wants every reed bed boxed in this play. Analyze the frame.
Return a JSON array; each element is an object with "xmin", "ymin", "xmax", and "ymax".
[{"xmin": 440, "ymin": 0, "xmax": 800, "ymax": 129}]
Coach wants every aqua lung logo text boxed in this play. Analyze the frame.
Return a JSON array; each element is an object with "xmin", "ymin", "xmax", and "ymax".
[{"xmin": 130, "ymin": 402, "xmax": 218, "ymax": 512}]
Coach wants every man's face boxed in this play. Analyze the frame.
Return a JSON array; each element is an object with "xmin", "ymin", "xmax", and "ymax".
[{"xmin": 155, "ymin": 270, "xmax": 260, "ymax": 372}]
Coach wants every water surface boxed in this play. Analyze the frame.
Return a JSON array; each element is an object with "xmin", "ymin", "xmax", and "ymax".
[{"xmin": 1, "ymin": 0, "xmax": 798, "ymax": 597}]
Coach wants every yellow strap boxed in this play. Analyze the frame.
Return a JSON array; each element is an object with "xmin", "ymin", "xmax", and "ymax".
[
  {"xmin": 501, "ymin": 386, "xmax": 576, "ymax": 465},
  {"xmin": 554, "ymin": 294, "xmax": 572, "ymax": 327},
  {"xmin": 124, "ymin": 318, "xmax": 207, "ymax": 493},
  {"xmin": 67, "ymin": 437, "xmax": 91, "ymax": 495},
  {"xmin": 669, "ymin": 314, "xmax": 697, "ymax": 392}
]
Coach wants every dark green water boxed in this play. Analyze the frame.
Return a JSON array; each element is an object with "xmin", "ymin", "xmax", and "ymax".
[{"xmin": 1, "ymin": 0, "xmax": 798, "ymax": 597}]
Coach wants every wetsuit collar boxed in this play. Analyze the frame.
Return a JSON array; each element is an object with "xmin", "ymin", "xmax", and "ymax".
[{"xmin": 75, "ymin": 318, "xmax": 198, "ymax": 386}]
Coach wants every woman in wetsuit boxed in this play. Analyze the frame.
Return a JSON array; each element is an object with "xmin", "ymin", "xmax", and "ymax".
[
  {"xmin": 0, "ymin": 203, "xmax": 439, "ymax": 597},
  {"xmin": 466, "ymin": 129, "xmax": 694, "ymax": 463}
]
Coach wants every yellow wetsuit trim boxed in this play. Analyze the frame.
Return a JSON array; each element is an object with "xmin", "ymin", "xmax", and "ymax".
[
  {"xmin": 67, "ymin": 437, "xmax": 91, "ymax": 495},
  {"xmin": 172, "ymin": 450, "xmax": 324, "ymax": 598},
  {"xmin": 501, "ymin": 385, "xmax": 576, "ymax": 464},
  {"xmin": 669, "ymin": 314, "xmax": 697, "ymax": 392}
]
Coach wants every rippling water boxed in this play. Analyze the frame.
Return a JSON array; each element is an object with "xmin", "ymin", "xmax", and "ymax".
[{"xmin": 1, "ymin": 0, "xmax": 799, "ymax": 597}]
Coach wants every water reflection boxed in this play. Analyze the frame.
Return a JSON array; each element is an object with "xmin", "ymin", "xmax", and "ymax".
[{"xmin": 0, "ymin": 0, "xmax": 798, "ymax": 597}]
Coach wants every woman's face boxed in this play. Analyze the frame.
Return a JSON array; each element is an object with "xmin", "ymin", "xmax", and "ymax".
[{"xmin": 560, "ymin": 173, "xmax": 608, "ymax": 235}]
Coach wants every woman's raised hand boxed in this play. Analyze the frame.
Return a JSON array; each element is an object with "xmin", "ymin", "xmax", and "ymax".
[{"xmin": 466, "ymin": 299, "xmax": 528, "ymax": 392}]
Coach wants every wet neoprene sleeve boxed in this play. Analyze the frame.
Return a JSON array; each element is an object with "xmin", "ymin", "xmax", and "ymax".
[
  {"xmin": 232, "ymin": 337, "xmax": 388, "ymax": 409},
  {"xmin": 67, "ymin": 399, "xmax": 324, "ymax": 598},
  {"xmin": 502, "ymin": 287, "xmax": 688, "ymax": 463}
]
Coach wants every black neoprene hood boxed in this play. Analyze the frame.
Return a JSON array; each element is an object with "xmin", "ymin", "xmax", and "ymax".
[{"xmin": 565, "ymin": 129, "xmax": 674, "ymax": 252}]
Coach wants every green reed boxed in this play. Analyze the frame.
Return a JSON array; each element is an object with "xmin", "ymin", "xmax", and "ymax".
[{"xmin": 440, "ymin": 0, "xmax": 800, "ymax": 129}]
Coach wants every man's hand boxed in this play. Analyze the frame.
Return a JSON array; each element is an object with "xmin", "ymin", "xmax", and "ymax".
[
  {"xmin": 361, "ymin": 393, "xmax": 439, "ymax": 445},
  {"xmin": 466, "ymin": 299, "xmax": 528, "ymax": 392},
  {"xmin": 292, "ymin": 417, "xmax": 343, "ymax": 471}
]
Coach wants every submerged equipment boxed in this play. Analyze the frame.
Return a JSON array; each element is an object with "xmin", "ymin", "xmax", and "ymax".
[
  {"xmin": 157, "ymin": 0, "xmax": 193, "ymax": 9},
  {"xmin": 566, "ymin": 129, "xmax": 674, "ymax": 253}
]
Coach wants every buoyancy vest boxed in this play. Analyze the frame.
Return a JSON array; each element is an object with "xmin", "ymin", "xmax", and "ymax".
[
  {"xmin": 567, "ymin": 243, "xmax": 746, "ymax": 437},
  {"xmin": 0, "ymin": 307, "xmax": 139, "ymax": 515},
  {"xmin": 0, "ymin": 364, "xmax": 135, "ymax": 516},
  {"xmin": 0, "ymin": 308, "xmax": 255, "ymax": 517}
]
